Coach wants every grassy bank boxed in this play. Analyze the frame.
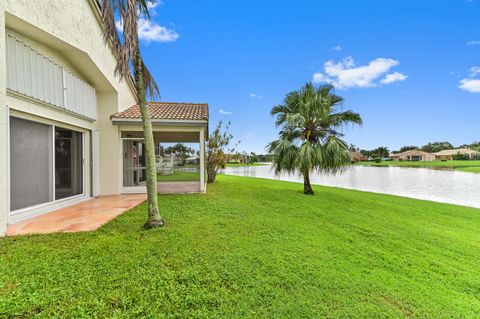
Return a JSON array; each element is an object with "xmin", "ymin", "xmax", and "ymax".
[
  {"xmin": 1, "ymin": 175, "xmax": 480, "ymax": 318},
  {"xmin": 357, "ymin": 160, "xmax": 480, "ymax": 173},
  {"xmin": 457, "ymin": 166, "xmax": 480, "ymax": 173},
  {"xmin": 225, "ymin": 162, "xmax": 269, "ymax": 167}
]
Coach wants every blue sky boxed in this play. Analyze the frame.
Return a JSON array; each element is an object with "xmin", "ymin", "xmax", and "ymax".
[{"xmin": 138, "ymin": 0, "xmax": 480, "ymax": 153}]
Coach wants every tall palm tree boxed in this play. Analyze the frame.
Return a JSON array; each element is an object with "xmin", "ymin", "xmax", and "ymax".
[
  {"xmin": 267, "ymin": 83, "xmax": 362, "ymax": 195},
  {"xmin": 100, "ymin": 0, "xmax": 164, "ymax": 228}
]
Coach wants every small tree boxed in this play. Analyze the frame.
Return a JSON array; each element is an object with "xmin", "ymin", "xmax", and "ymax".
[
  {"xmin": 165, "ymin": 143, "xmax": 195, "ymax": 161},
  {"xmin": 268, "ymin": 83, "xmax": 362, "ymax": 195},
  {"xmin": 207, "ymin": 122, "xmax": 238, "ymax": 183},
  {"xmin": 372, "ymin": 146, "xmax": 390, "ymax": 158}
]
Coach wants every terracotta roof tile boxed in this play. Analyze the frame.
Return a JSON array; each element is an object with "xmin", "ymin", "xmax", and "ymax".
[{"xmin": 111, "ymin": 102, "xmax": 208, "ymax": 121}]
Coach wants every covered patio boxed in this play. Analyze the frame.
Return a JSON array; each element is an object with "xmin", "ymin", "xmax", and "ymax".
[
  {"xmin": 111, "ymin": 102, "xmax": 208, "ymax": 195},
  {"xmin": 7, "ymin": 194, "xmax": 146, "ymax": 236}
]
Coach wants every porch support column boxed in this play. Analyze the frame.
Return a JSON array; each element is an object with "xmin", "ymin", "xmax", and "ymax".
[{"xmin": 199, "ymin": 127, "xmax": 206, "ymax": 192}]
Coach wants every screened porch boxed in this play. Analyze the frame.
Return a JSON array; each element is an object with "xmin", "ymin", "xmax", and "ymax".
[{"xmin": 111, "ymin": 102, "xmax": 209, "ymax": 195}]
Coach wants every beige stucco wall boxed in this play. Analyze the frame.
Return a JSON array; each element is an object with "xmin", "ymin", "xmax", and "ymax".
[
  {"xmin": 0, "ymin": 2, "xmax": 7, "ymax": 236},
  {"xmin": 394, "ymin": 153, "xmax": 435, "ymax": 161},
  {"xmin": 97, "ymin": 92, "xmax": 122, "ymax": 195},
  {"xmin": 4, "ymin": 0, "xmax": 136, "ymax": 108},
  {"xmin": 0, "ymin": 0, "xmax": 139, "ymax": 233}
]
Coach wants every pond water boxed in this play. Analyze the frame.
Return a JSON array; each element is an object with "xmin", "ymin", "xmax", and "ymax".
[{"xmin": 223, "ymin": 165, "xmax": 480, "ymax": 209}]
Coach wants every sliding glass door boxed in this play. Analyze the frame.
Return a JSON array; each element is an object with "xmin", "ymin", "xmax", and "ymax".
[
  {"xmin": 10, "ymin": 117, "xmax": 53, "ymax": 211},
  {"xmin": 55, "ymin": 128, "xmax": 83, "ymax": 199},
  {"xmin": 10, "ymin": 117, "xmax": 85, "ymax": 212}
]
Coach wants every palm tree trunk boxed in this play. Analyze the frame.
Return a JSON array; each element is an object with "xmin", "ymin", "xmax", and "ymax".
[
  {"xmin": 303, "ymin": 171, "xmax": 314, "ymax": 195},
  {"xmin": 134, "ymin": 48, "xmax": 164, "ymax": 229}
]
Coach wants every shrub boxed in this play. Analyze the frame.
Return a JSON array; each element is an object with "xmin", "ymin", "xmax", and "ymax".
[
  {"xmin": 207, "ymin": 122, "xmax": 239, "ymax": 183},
  {"xmin": 374, "ymin": 157, "xmax": 382, "ymax": 163},
  {"xmin": 453, "ymin": 154, "xmax": 469, "ymax": 161}
]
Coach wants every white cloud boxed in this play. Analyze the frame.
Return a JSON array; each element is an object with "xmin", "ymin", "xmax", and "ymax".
[
  {"xmin": 115, "ymin": 2, "xmax": 179, "ymax": 43},
  {"xmin": 313, "ymin": 56, "xmax": 406, "ymax": 89},
  {"xmin": 147, "ymin": 1, "xmax": 162, "ymax": 9},
  {"xmin": 469, "ymin": 66, "xmax": 480, "ymax": 76},
  {"xmin": 333, "ymin": 45, "xmax": 342, "ymax": 51},
  {"xmin": 380, "ymin": 72, "xmax": 408, "ymax": 84},
  {"xmin": 137, "ymin": 18, "xmax": 179, "ymax": 43},
  {"xmin": 467, "ymin": 40, "xmax": 480, "ymax": 46},
  {"xmin": 249, "ymin": 93, "xmax": 263, "ymax": 99},
  {"xmin": 459, "ymin": 66, "xmax": 480, "ymax": 93},
  {"xmin": 219, "ymin": 109, "xmax": 233, "ymax": 115},
  {"xmin": 459, "ymin": 79, "xmax": 480, "ymax": 93}
]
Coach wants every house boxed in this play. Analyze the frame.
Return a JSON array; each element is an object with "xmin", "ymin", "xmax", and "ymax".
[
  {"xmin": 389, "ymin": 149, "xmax": 435, "ymax": 161},
  {"xmin": 433, "ymin": 149, "xmax": 480, "ymax": 161},
  {"xmin": 349, "ymin": 152, "xmax": 367, "ymax": 162},
  {"xmin": 0, "ymin": 1, "xmax": 208, "ymax": 236},
  {"xmin": 185, "ymin": 156, "xmax": 200, "ymax": 164}
]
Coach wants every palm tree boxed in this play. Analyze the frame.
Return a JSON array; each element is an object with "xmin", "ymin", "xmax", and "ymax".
[
  {"xmin": 267, "ymin": 83, "xmax": 362, "ymax": 195},
  {"xmin": 100, "ymin": 0, "xmax": 164, "ymax": 228},
  {"xmin": 373, "ymin": 146, "xmax": 390, "ymax": 158}
]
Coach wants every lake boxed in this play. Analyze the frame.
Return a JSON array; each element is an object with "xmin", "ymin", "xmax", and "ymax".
[{"xmin": 223, "ymin": 165, "xmax": 480, "ymax": 209}]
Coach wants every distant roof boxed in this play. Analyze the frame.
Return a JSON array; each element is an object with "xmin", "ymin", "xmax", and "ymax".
[
  {"xmin": 433, "ymin": 148, "xmax": 480, "ymax": 156},
  {"xmin": 111, "ymin": 102, "xmax": 209, "ymax": 122},
  {"xmin": 390, "ymin": 149, "xmax": 433, "ymax": 157},
  {"xmin": 349, "ymin": 152, "xmax": 367, "ymax": 161}
]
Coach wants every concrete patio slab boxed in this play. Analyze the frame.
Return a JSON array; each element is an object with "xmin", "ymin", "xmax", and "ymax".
[{"xmin": 6, "ymin": 194, "xmax": 147, "ymax": 236}]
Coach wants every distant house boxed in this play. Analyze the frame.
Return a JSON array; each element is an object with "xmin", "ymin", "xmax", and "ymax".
[
  {"xmin": 433, "ymin": 149, "xmax": 480, "ymax": 161},
  {"xmin": 349, "ymin": 152, "xmax": 367, "ymax": 162},
  {"xmin": 390, "ymin": 149, "xmax": 435, "ymax": 161},
  {"xmin": 186, "ymin": 156, "xmax": 200, "ymax": 164}
]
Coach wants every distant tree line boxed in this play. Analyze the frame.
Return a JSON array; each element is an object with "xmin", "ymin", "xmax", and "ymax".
[
  {"xmin": 226, "ymin": 152, "xmax": 273, "ymax": 164},
  {"xmin": 358, "ymin": 146, "xmax": 390, "ymax": 159},
  {"xmin": 460, "ymin": 141, "xmax": 480, "ymax": 152},
  {"xmin": 356, "ymin": 140, "xmax": 480, "ymax": 160}
]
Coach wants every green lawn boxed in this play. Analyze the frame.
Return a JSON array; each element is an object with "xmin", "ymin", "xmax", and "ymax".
[
  {"xmin": 157, "ymin": 170, "xmax": 200, "ymax": 182},
  {"xmin": 357, "ymin": 160, "xmax": 480, "ymax": 173},
  {"xmin": 1, "ymin": 175, "xmax": 480, "ymax": 318}
]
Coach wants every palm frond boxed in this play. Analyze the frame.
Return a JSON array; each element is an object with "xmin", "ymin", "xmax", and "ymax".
[
  {"xmin": 99, "ymin": 0, "xmax": 160, "ymax": 98},
  {"xmin": 142, "ymin": 60, "xmax": 160, "ymax": 98}
]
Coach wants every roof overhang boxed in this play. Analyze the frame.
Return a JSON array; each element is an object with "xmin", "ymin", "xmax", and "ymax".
[{"xmin": 111, "ymin": 118, "xmax": 208, "ymax": 126}]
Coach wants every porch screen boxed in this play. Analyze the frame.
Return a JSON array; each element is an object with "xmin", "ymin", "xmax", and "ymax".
[{"xmin": 10, "ymin": 117, "xmax": 53, "ymax": 211}]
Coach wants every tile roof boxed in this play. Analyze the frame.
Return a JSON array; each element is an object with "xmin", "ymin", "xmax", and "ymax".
[
  {"xmin": 111, "ymin": 102, "xmax": 209, "ymax": 121},
  {"xmin": 433, "ymin": 148, "xmax": 480, "ymax": 156},
  {"xmin": 390, "ymin": 149, "xmax": 432, "ymax": 157}
]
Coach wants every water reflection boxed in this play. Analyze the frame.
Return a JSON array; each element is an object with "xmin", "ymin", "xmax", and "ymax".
[{"xmin": 223, "ymin": 165, "xmax": 480, "ymax": 209}]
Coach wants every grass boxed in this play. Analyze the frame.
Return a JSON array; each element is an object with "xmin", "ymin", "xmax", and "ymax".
[
  {"xmin": 1, "ymin": 175, "xmax": 480, "ymax": 318},
  {"xmin": 357, "ymin": 160, "xmax": 480, "ymax": 173},
  {"xmin": 225, "ymin": 162, "xmax": 268, "ymax": 167},
  {"xmin": 157, "ymin": 170, "xmax": 200, "ymax": 182},
  {"xmin": 457, "ymin": 166, "xmax": 480, "ymax": 173}
]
